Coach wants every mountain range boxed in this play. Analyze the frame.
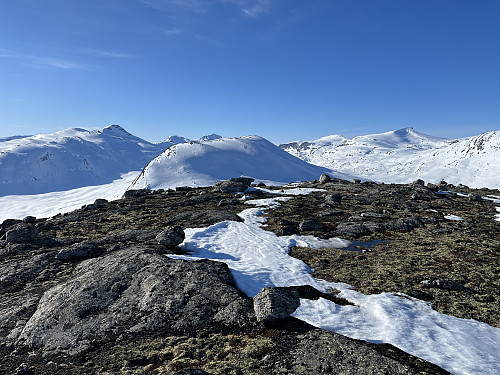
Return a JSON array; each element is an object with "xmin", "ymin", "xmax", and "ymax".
[
  {"xmin": 280, "ymin": 127, "xmax": 500, "ymax": 189},
  {"xmin": 1, "ymin": 125, "xmax": 499, "ymax": 199}
]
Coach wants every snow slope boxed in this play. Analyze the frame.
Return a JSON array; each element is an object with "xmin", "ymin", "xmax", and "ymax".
[
  {"xmin": 0, "ymin": 125, "xmax": 166, "ymax": 196},
  {"xmin": 169, "ymin": 191, "xmax": 500, "ymax": 375},
  {"xmin": 129, "ymin": 135, "xmax": 353, "ymax": 190},
  {"xmin": 280, "ymin": 128, "xmax": 500, "ymax": 189}
]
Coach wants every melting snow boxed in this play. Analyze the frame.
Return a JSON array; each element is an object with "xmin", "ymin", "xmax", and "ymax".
[
  {"xmin": 444, "ymin": 214, "xmax": 464, "ymax": 221},
  {"xmin": 168, "ymin": 189, "xmax": 500, "ymax": 375}
]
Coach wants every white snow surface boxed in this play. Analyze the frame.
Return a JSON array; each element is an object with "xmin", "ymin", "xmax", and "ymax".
[
  {"xmin": 0, "ymin": 125, "xmax": 165, "ymax": 196},
  {"xmin": 281, "ymin": 127, "xmax": 500, "ymax": 189},
  {"xmin": 129, "ymin": 135, "xmax": 352, "ymax": 190},
  {"xmin": 169, "ymin": 190, "xmax": 500, "ymax": 375},
  {"xmin": 0, "ymin": 171, "xmax": 140, "ymax": 222}
]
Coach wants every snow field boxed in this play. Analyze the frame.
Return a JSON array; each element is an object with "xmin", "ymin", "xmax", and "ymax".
[
  {"xmin": 0, "ymin": 171, "xmax": 140, "ymax": 222},
  {"xmin": 168, "ymin": 190, "xmax": 500, "ymax": 375}
]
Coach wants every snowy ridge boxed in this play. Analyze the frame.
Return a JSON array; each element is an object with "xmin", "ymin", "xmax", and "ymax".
[
  {"xmin": 280, "ymin": 128, "xmax": 500, "ymax": 189},
  {"xmin": 129, "ymin": 135, "xmax": 353, "ymax": 190},
  {"xmin": 0, "ymin": 125, "xmax": 165, "ymax": 196}
]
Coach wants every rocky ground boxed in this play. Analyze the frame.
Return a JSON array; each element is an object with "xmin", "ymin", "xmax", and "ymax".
[
  {"xmin": 265, "ymin": 177, "xmax": 500, "ymax": 328},
  {"xmin": 1, "ymin": 176, "xmax": 498, "ymax": 374}
]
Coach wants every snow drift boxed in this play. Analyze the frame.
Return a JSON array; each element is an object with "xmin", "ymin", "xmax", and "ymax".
[{"xmin": 129, "ymin": 135, "xmax": 350, "ymax": 190}]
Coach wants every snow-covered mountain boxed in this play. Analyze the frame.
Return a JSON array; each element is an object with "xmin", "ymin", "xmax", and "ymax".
[
  {"xmin": 280, "ymin": 127, "xmax": 500, "ymax": 189},
  {"xmin": 0, "ymin": 125, "xmax": 165, "ymax": 196},
  {"xmin": 129, "ymin": 135, "xmax": 351, "ymax": 190}
]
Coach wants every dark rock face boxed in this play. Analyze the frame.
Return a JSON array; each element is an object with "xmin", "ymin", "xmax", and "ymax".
[
  {"xmin": 253, "ymin": 287, "xmax": 300, "ymax": 323},
  {"xmin": 16, "ymin": 248, "xmax": 255, "ymax": 357},
  {"xmin": 213, "ymin": 177, "xmax": 255, "ymax": 193}
]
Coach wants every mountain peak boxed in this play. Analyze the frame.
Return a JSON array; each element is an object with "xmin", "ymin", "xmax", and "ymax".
[
  {"xmin": 199, "ymin": 133, "xmax": 222, "ymax": 142},
  {"xmin": 100, "ymin": 124, "xmax": 132, "ymax": 136}
]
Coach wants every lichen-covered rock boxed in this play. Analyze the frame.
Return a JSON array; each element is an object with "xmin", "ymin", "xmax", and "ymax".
[
  {"xmin": 253, "ymin": 287, "xmax": 300, "ymax": 323},
  {"xmin": 16, "ymin": 248, "xmax": 255, "ymax": 356}
]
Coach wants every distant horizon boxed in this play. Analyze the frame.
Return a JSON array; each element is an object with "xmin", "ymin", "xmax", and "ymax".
[
  {"xmin": 1, "ymin": 1, "xmax": 499, "ymax": 145},
  {"xmin": 1, "ymin": 122, "xmax": 498, "ymax": 146}
]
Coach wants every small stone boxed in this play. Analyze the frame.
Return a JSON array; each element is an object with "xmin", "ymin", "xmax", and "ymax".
[
  {"xmin": 156, "ymin": 226, "xmax": 185, "ymax": 248},
  {"xmin": 15, "ymin": 363, "xmax": 34, "ymax": 375},
  {"xmin": 410, "ymin": 179, "xmax": 425, "ymax": 187},
  {"xmin": 253, "ymin": 287, "xmax": 300, "ymax": 323},
  {"xmin": 467, "ymin": 193, "xmax": 482, "ymax": 202},
  {"xmin": 352, "ymin": 179, "xmax": 361, "ymax": 184}
]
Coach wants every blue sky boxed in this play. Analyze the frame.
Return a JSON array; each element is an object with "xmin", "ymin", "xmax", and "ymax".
[{"xmin": 1, "ymin": 0, "xmax": 499, "ymax": 143}]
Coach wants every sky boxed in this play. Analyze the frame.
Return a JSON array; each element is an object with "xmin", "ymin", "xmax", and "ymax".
[{"xmin": 0, "ymin": 0, "xmax": 499, "ymax": 144}]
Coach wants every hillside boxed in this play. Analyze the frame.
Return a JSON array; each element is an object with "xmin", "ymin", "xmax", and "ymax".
[
  {"xmin": 280, "ymin": 128, "xmax": 500, "ymax": 189},
  {"xmin": 0, "ymin": 125, "xmax": 164, "ymax": 196}
]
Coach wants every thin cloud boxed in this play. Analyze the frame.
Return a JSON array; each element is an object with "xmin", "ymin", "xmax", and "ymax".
[
  {"xmin": 0, "ymin": 49, "xmax": 89, "ymax": 70},
  {"xmin": 82, "ymin": 49, "xmax": 133, "ymax": 58}
]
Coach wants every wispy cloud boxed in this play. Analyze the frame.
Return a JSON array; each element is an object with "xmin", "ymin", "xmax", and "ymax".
[
  {"xmin": 82, "ymin": 48, "xmax": 133, "ymax": 59},
  {"xmin": 241, "ymin": 0, "xmax": 271, "ymax": 18},
  {"xmin": 140, "ymin": 0, "xmax": 274, "ymax": 19},
  {"xmin": 0, "ymin": 49, "xmax": 89, "ymax": 70}
]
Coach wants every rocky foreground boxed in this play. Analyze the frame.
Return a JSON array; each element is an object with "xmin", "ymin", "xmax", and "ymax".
[{"xmin": 1, "ymin": 176, "xmax": 498, "ymax": 374}]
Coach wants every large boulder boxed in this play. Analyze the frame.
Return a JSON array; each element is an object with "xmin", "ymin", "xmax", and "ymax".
[
  {"xmin": 213, "ymin": 177, "xmax": 255, "ymax": 193},
  {"xmin": 253, "ymin": 287, "xmax": 301, "ymax": 323},
  {"xmin": 16, "ymin": 248, "xmax": 255, "ymax": 357},
  {"xmin": 156, "ymin": 226, "xmax": 185, "ymax": 248}
]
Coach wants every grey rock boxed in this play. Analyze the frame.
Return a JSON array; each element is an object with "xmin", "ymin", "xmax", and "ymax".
[
  {"xmin": 22, "ymin": 216, "xmax": 36, "ymax": 223},
  {"xmin": 56, "ymin": 241, "xmax": 101, "ymax": 262},
  {"xmin": 253, "ymin": 287, "xmax": 300, "ymax": 323},
  {"xmin": 217, "ymin": 198, "xmax": 240, "ymax": 207},
  {"xmin": 325, "ymin": 193, "xmax": 342, "ymax": 205},
  {"xmin": 122, "ymin": 189, "xmax": 151, "ymax": 199},
  {"xmin": 3, "ymin": 223, "xmax": 38, "ymax": 243},
  {"xmin": 16, "ymin": 248, "xmax": 254, "ymax": 356},
  {"xmin": 335, "ymin": 222, "xmax": 370, "ymax": 237},
  {"xmin": 319, "ymin": 174, "xmax": 331, "ymax": 184},
  {"xmin": 388, "ymin": 217, "xmax": 424, "ymax": 231},
  {"xmin": 15, "ymin": 363, "xmax": 34, "ymax": 375},
  {"xmin": 156, "ymin": 226, "xmax": 185, "ymax": 248},
  {"xmin": 213, "ymin": 177, "xmax": 255, "ymax": 193},
  {"xmin": 299, "ymin": 219, "xmax": 323, "ymax": 232}
]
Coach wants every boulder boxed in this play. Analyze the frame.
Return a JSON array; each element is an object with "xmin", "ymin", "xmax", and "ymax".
[
  {"xmin": 156, "ymin": 226, "xmax": 185, "ymax": 248},
  {"xmin": 16, "ymin": 248, "xmax": 255, "ymax": 356},
  {"xmin": 213, "ymin": 177, "xmax": 255, "ymax": 193},
  {"xmin": 253, "ymin": 287, "xmax": 300, "ymax": 323},
  {"xmin": 56, "ymin": 241, "xmax": 101, "ymax": 262},
  {"xmin": 319, "ymin": 174, "xmax": 331, "ymax": 184},
  {"xmin": 2, "ymin": 223, "xmax": 38, "ymax": 243}
]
